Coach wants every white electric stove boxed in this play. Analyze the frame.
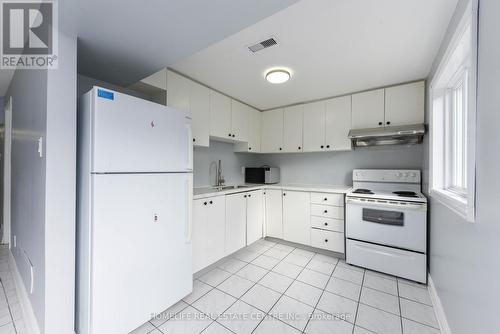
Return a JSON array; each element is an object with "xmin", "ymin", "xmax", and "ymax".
[{"xmin": 345, "ymin": 169, "xmax": 428, "ymax": 283}]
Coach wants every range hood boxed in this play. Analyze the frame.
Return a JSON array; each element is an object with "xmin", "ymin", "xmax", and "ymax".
[{"xmin": 348, "ymin": 124, "xmax": 426, "ymax": 148}]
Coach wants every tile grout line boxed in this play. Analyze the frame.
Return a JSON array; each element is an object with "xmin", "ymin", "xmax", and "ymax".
[
  {"xmin": 351, "ymin": 267, "xmax": 366, "ymax": 334},
  {"xmin": 0, "ymin": 277, "xmax": 18, "ymax": 334},
  {"xmin": 397, "ymin": 276, "xmax": 404, "ymax": 333}
]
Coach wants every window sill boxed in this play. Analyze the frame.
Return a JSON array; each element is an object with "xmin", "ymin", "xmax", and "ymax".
[{"xmin": 430, "ymin": 188, "xmax": 474, "ymax": 222}]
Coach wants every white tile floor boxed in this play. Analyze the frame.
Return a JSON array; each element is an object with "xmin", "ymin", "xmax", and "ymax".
[
  {"xmin": 131, "ymin": 239, "xmax": 440, "ymax": 334},
  {"xmin": 0, "ymin": 246, "xmax": 27, "ymax": 334}
]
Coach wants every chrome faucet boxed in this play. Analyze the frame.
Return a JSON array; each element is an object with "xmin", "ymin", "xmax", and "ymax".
[{"xmin": 213, "ymin": 159, "xmax": 225, "ymax": 188}]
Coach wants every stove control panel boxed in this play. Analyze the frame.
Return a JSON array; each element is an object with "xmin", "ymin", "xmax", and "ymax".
[{"xmin": 353, "ymin": 169, "xmax": 421, "ymax": 183}]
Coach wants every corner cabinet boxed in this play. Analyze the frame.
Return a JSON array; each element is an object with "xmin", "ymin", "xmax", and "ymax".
[
  {"xmin": 261, "ymin": 109, "xmax": 284, "ymax": 153},
  {"xmin": 234, "ymin": 104, "xmax": 261, "ymax": 153}
]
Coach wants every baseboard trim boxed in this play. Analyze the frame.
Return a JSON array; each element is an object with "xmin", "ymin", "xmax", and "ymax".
[
  {"xmin": 428, "ymin": 273, "xmax": 452, "ymax": 334},
  {"xmin": 8, "ymin": 250, "xmax": 41, "ymax": 334}
]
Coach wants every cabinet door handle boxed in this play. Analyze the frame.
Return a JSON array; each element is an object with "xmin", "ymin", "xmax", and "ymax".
[
  {"xmin": 378, "ymin": 122, "xmax": 383, "ymax": 126},
  {"xmin": 298, "ymin": 146, "xmax": 301, "ymax": 150},
  {"xmin": 324, "ymin": 197, "xmax": 328, "ymax": 201},
  {"xmin": 279, "ymin": 147, "xmax": 282, "ymax": 151},
  {"xmin": 249, "ymin": 147, "xmax": 252, "ymax": 150},
  {"xmin": 204, "ymin": 202, "xmax": 207, "ymax": 205},
  {"xmin": 228, "ymin": 133, "xmax": 232, "ymax": 137},
  {"xmin": 209, "ymin": 200, "xmax": 213, "ymax": 204},
  {"xmin": 193, "ymin": 138, "xmax": 196, "ymax": 142},
  {"xmin": 324, "ymin": 210, "xmax": 328, "ymax": 213},
  {"xmin": 283, "ymin": 193, "xmax": 286, "ymax": 196},
  {"xmin": 232, "ymin": 134, "xmax": 236, "ymax": 138},
  {"xmin": 324, "ymin": 222, "xmax": 328, "ymax": 226},
  {"xmin": 324, "ymin": 239, "xmax": 329, "ymax": 243},
  {"xmin": 386, "ymin": 121, "xmax": 391, "ymax": 125},
  {"xmin": 320, "ymin": 145, "xmax": 324, "ymax": 149},
  {"xmin": 326, "ymin": 145, "xmax": 330, "ymax": 148},
  {"xmin": 248, "ymin": 194, "xmax": 251, "ymax": 197},
  {"xmin": 244, "ymin": 195, "xmax": 247, "ymax": 198}
]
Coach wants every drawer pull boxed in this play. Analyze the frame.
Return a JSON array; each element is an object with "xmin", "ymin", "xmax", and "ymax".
[
  {"xmin": 324, "ymin": 197, "xmax": 328, "ymax": 201},
  {"xmin": 209, "ymin": 200, "xmax": 213, "ymax": 204},
  {"xmin": 324, "ymin": 210, "xmax": 328, "ymax": 213},
  {"xmin": 203, "ymin": 202, "xmax": 207, "ymax": 205},
  {"xmin": 324, "ymin": 222, "xmax": 328, "ymax": 226},
  {"xmin": 324, "ymin": 239, "xmax": 329, "ymax": 243}
]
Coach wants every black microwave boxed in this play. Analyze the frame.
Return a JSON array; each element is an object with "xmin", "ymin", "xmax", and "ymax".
[{"xmin": 245, "ymin": 167, "xmax": 280, "ymax": 184}]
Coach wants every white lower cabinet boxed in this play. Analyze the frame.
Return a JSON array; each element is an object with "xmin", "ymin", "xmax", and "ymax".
[
  {"xmin": 192, "ymin": 196, "xmax": 226, "ymax": 273},
  {"xmin": 246, "ymin": 190, "xmax": 264, "ymax": 244},
  {"xmin": 265, "ymin": 189, "xmax": 283, "ymax": 238},
  {"xmin": 311, "ymin": 229, "xmax": 344, "ymax": 253},
  {"xmin": 225, "ymin": 193, "xmax": 247, "ymax": 255},
  {"xmin": 282, "ymin": 191, "xmax": 310, "ymax": 245}
]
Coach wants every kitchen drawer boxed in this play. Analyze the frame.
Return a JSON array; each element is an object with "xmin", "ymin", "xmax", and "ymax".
[
  {"xmin": 310, "ymin": 192, "xmax": 343, "ymax": 206},
  {"xmin": 311, "ymin": 204, "xmax": 344, "ymax": 219},
  {"xmin": 346, "ymin": 239, "xmax": 426, "ymax": 283},
  {"xmin": 311, "ymin": 229, "xmax": 344, "ymax": 253},
  {"xmin": 311, "ymin": 216, "xmax": 344, "ymax": 232}
]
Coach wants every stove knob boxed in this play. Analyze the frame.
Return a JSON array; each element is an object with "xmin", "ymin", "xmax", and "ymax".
[{"xmin": 396, "ymin": 172, "xmax": 403, "ymax": 178}]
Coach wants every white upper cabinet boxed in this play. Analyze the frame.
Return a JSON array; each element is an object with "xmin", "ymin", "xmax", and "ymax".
[
  {"xmin": 167, "ymin": 70, "xmax": 210, "ymax": 147},
  {"xmin": 303, "ymin": 101, "xmax": 326, "ymax": 152},
  {"xmin": 209, "ymin": 90, "xmax": 232, "ymax": 140},
  {"xmin": 248, "ymin": 107, "xmax": 261, "ymax": 152},
  {"xmin": 283, "ymin": 105, "xmax": 304, "ymax": 152},
  {"xmin": 189, "ymin": 81, "xmax": 210, "ymax": 147},
  {"xmin": 230, "ymin": 100, "xmax": 249, "ymax": 142},
  {"xmin": 351, "ymin": 89, "xmax": 385, "ymax": 129},
  {"xmin": 325, "ymin": 96, "xmax": 352, "ymax": 151},
  {"xmin": 384, "ymin": 81, "xmax": 425, "ymax": 126},
  {"xmin": 261, "ymin": 108, "xmax": 284, "ymax": 153},
  {"xmin": 166, "ymin": 70, "xmax": 190, "ymax": 113}
]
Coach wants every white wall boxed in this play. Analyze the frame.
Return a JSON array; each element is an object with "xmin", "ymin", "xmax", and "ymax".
[
  {"xmin": 253, "ymin": 145, "xmax": 423, "ymax": 186},
  {"xmin": 4, "ymin": 31, "xmax": 77, "ymax": 334},
  {"xmin": 424, "ymin": 0, "xmax": 500, "ymax": 333}
]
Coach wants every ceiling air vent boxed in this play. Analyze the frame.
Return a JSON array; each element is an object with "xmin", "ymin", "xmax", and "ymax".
[{"xmin": 248, "ymin": 37, "xmax": 278, "ymax": 53}]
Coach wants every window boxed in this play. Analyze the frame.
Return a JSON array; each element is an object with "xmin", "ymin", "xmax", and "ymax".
[{"xmin": 430, "ymin": 1, "xmax": 477, "ymax": 222}]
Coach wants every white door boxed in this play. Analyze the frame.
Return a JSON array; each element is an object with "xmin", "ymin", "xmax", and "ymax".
[
  {"xmin": 248, "ymin": 106, "xmax": 261, "ymax": 152},
  {"xmin": 384, "ymin": 81, "xmax": 425, "ymax": 126},
  {"xmin": 192, "ymin": 199, "xmax": 208, "ymax": 273},
  {"xmin": 91, "ymin": 173, "xmax": 192, "ymax": 334},
  {"xmin": 283, "ymin": 105, "xmax": 304, "ymax": 152},
  {"xmin": 282, "ymin": 191, "xmax": 310, "ymax": 245},
  {"xmin": 166, "ymin": 70, "xmax": 190, "ymax": 113},
  {"xmin": 225, "ymin": 193, "xmax": 247, "ymax": 254},
  {"xmin": 210, "ymin": 90, "xmax": 232, "ymax": 139},
  {"xmin": 231, "ymin": 100, "xmax": 249, "ymax": 142},
  {"xmin": 189, "ymin": 80, "xmax": 210, "ymax": 147},
  {"xmin": 261, "ymin": 109, "xmax": 283, "ymax": 153},
  {"xmin": 246, "ymin": 190, "xmax": 263, "ymax": 244},
  {"xmin": 325, "ymin": 96, "xmax": 352, "ymax": 151},
  {"xmin": 207, "ymin": 196, "xmax": 226, "ymax": 264},
  {"xmin": 265, "ymin": 189, "xmax": 283, "ymax": 238},
  {"xmin": 303, "ymin": 101, "xmax": 325, "ymax": 152},
  {"xmin": 92, "ymin": 88, "xmax": 192, "ymax": 173},
  {"xmin": 351, "ymin": 89, "xmax": 385, "ymax": 129}
]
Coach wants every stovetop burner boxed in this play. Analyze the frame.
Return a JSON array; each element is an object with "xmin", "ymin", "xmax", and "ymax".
[
  {"xmin": 393, "ymin": 191, "xmax": 418, "ymax": 198},
  {"xmin": 353, "ymin": 188, "xmax": 374, "ymax": 194}
]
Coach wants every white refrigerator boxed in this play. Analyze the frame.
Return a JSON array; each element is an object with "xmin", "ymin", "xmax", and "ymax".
[{"xmin": 76, "ymin": 87, "xmax": 193, "ymax": 334}]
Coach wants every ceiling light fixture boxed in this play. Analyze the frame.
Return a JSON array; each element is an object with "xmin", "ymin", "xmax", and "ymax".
[{"xmin": 265, "ymin": 69, "xmax": 290, "ymax": 84}]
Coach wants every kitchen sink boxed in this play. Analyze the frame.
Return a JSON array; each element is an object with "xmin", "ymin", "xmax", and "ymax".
[{"xmin": 212, "ymin": 185, "xmax": 251, "ymax": 191}]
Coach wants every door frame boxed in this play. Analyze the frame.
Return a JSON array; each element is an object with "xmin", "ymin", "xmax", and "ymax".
[{"xmin": 2, "ymin": 97, "xmax": 12, "ymax": 245}]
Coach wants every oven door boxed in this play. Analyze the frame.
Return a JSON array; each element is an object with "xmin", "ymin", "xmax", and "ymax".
[{"xmin": 345, "ymin": 197, "xmax": 427, "ymax": 252}]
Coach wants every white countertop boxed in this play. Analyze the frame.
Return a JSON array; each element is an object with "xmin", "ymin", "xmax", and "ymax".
[{"xmin": 193, "ymin": 183, "xmax": 352, "ymax": 199}]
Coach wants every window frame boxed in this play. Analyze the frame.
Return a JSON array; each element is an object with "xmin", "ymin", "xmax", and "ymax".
[{"xmin": 429, "ymin": 0, "xmax": 478, "ymax": 223}]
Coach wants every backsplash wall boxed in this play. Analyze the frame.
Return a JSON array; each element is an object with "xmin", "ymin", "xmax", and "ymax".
[
  {"xmin": 193, "ymin": 140, "xmax": 260, "ymax": 188},
  {"xmin": 252, "ymin": 144, "xmax": 424, "ymax": 186}
]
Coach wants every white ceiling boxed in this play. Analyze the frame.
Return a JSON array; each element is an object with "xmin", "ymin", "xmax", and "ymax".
[
  {"xmin": 70, "ymin": 0, "xmax": 300, "ymax": 86},
  {"xmin": 172, "ymin": 0, "xmax": 458, "ymax": 110}
]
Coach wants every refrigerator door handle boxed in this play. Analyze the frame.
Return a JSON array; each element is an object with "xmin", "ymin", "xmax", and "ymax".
[
  {"xmin": 186, "ymin": 177, "xmax": 193, "ymax": 243},
  {"xmin": 186, "ymin": 123, "xmax": 193, "ymax": 171}
]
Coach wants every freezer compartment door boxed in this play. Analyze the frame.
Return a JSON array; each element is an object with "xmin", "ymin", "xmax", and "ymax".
[
  {"xmin": 92, "ymin": 87, "xmax": 192, "ymax": 173},
  {"xmin": 91, "ymin": 173, "xmax": 193, "ymax": 334}
]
